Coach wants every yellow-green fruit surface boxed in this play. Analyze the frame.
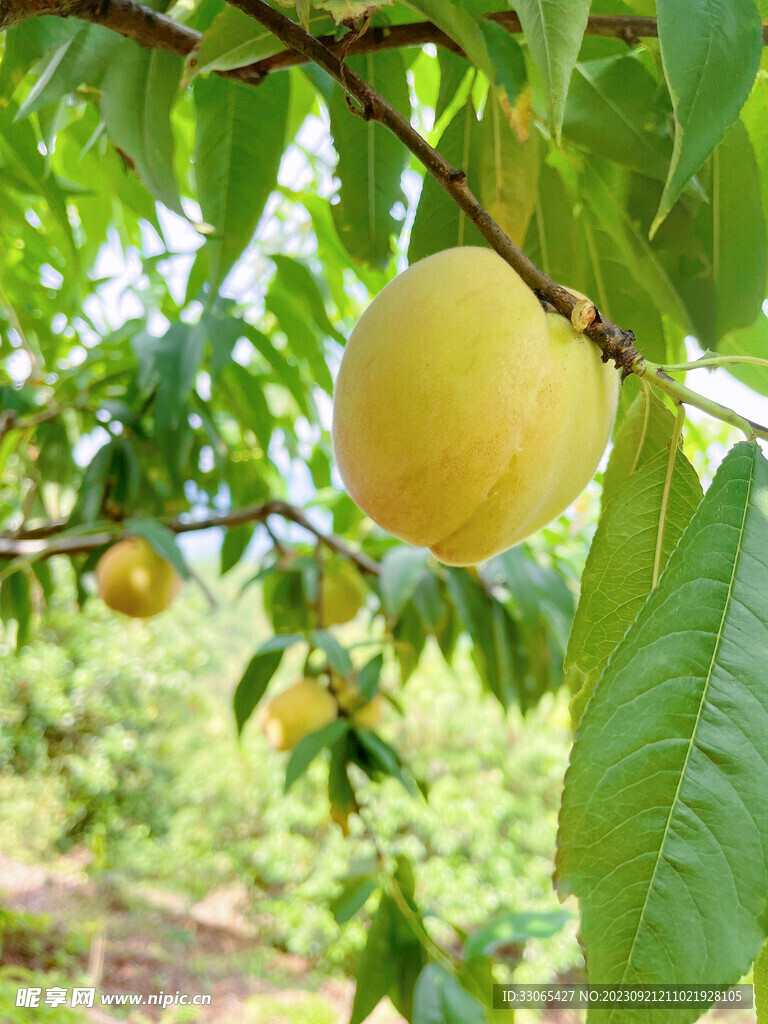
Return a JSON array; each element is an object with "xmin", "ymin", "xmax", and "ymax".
[
  {"xmin": 258, "ymin": 679, "xmax": 338, "ymax": 752},
  {"xmin": 332, "ymin": 247, "xmax": 619, "ymax": 565},
  {"xmin": 96, "ymin": 537, "xmax": 180, "ymax": 618},
  {"xmin": 322, "ymin": 563, "xmax": 366, "ymax": 625}
]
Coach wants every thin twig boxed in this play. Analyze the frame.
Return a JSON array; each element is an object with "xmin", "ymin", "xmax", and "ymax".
[{"xmin": 0, "ymin": 499, "xmax": 381, "ymax": 574}]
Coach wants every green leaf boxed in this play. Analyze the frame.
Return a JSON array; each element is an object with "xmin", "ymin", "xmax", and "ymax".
[
  {"xmin": 653, "ymin": 0, "xmax": 762, "ymax": 235},
  {"xmin": 710, "ymin": 120, "xmax": 767, "ymax": 340},
  {"xmin": 412, "ymin": 573, "xmax": 449, "ymax": 634},
  {"xmin": 756, "ymin": 940, "xmax": 768, "ymax": 1024},
  {"xmin": 100, "ymin": 43, "xmax": 183, "ymax": 213},
  {"xmin": 349, "ymin": 865, "xmax": 430, "ymax": 1022},
  {"xmin": 358, "ymin": 653, "xmax": 383, "ymax": 701},
  {"xmin": 581, "ymin": 161, "xmax": 691, "ymax": 332},
  {"xmin": 477, "ymin": 21, "xmax": 527, "ymax": 109},
  {"xmin": 392, "ymin": 601, "xmax": 427, "ymax": 682},
  {"xmin": 330, "ymin": 50, "xmax": 410, "ymax": 267},
  {"xmin": 285, "ymin": 718, "xmax": 350, "ymax": 792},
  {"xmin": 234, "ymin": 637, "xmax": 300, "ymax": 734},
  {"xmin": 566, "ymin": 447, "xmax": 703, "ymax": 713},
  {"xmin": 355, "ymin": 730, "xmax": 407, "ymax": 784},
  {"xmin": 446, "ymin": 569, "xmax": 515, "ymax": 708},
  {"xmin": 524, "ymin": 160, "xmax": 581, "ymax": 285},
  {"xmin": 124, "ymin": 518, "xmax": 191, "ymax": 580},
  {"xmin": 221, "ymin": 523, "xmax": 254, "ymax": 575},
  {"xmin": 718, "ymin": 312, "xmax": 768, "ymax": 397},
  {"xmin": 564, "ymin": 56, "xmax": 672, "ymax": 182},
  {"xmin": 195, "ymin": 72, "xmax": 289, "ymax": 292},
  {"xmin": 514, "ymin": 0, "xmax": 591, "ymax": 142},
  {"xmin": 270, "ymin": 255, "xmax": 343, "ymax": 343},
  {"xmin": 602, "ymin": 388, "xmax": 678, "ymax": 509},
  {"xmin": 464, "ymin": 910, "xmax": 573, "ymax": 961},
  {"xmin": 410, "ymin": 98, "xmax": 485, "ymax": 262},
  {"xmin": 557, "ymin": 442, "xmax": 768, "ymax": 1004},
  {"xmin": 478, "ymin": 89, "xmax": 542, "ymax": 248},
  {"xmin": 311, "ymin": 629, "xmax": 353, "ymax": 675},
  {"xmin": 380, "ymin": 547, "xmax": 429, "ymax": 618},
  {"xmin": 189, "ymin": 7, "xmax": 333, "ymax": 78},
  {"xmin": 17, "ymin": 23, "xmax": 119, "ymax": 117},
  {"xmin": 350, "ymin": 897, "xmax": 398, "ymax": 1024},
  {"xmin": 412, "ymin": 964, "xmax": 486, "ymax": 1024},
  {"xmin": 330, "ymin": 876, "xmax": 378, "ymax": 925}
]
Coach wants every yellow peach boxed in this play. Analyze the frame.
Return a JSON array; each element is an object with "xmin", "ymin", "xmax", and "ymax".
[
  {"xmin": 332, "ymin": 247, "xmax": 618, "ymax": 565},
  {"xmin": 96, "ymin": 537, "xmax": 180, "ymax": 618}
]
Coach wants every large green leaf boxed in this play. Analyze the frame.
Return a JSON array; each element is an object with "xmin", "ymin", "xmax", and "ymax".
[
  {"xmin": 100, "ymin": 42, "xmax": 183, "ymax": 213},
  {"xmin": 566, "ymin": 446, "xmax": 702, "ymax": 696},
  {"xmin": 513, "ymin": 0, "xmax": 591, "ymax": 142},
  {"xmin": 653, "ymin": 0, "xmax": 762, "ymax": 234},
  {"xmin": 557, "ymin": 442, "xmax": 768, "ymax": 1017},
  {"xmin": 330, "ymin": 51, "xmax": 410, "ymax": 267},
  {"xmin": 564, "ymin": 56, "xmax": 672, "ymax": 182},
  {"xmin": 194, "ymin": 72, "xmax": 289, "ymax": 292},
  {"xmin": 410, "ymin": 97, "xmax": 485, "ymax": 261}
]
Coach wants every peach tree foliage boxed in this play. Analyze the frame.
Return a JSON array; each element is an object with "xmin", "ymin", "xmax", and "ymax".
[{"xmin": 1, "ymin": 0, "xmax": 768, "ymax": 1020}]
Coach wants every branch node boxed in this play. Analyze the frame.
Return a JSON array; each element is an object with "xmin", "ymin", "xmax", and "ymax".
[{"xmin": 448, "ymin": 168, "xmax": 466, "ymax": 183}]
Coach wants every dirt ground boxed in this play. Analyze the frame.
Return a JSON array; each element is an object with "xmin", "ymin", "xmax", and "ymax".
[{"xmin": 0, "ymin": 852, "xmax": 756, "ymax": 1024}]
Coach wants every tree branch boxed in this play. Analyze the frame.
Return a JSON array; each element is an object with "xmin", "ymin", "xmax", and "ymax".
[
  {"xmin": 0, "ymin": 0, "xmax": 199, "ymax": 55},
  {"xmin": 245, "ymin": 14, "xmax": 666, "ymax": 77},
  {"xmin": 0, "ymin": 500, "xmax": 381, "ymax": 575},
  {"xmin": 226, "ymin": 0, "xmax": 640, "ymax": 370}
]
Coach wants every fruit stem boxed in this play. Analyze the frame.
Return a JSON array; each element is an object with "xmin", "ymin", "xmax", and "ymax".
[{"xmin": 639, "ymin": 360, "xmax": 768, "ymax": 442}]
